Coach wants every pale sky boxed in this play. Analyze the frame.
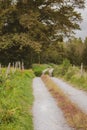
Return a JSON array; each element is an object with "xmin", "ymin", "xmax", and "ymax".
[{"xmin": 75, "ymin": 0, "xmax": 87, "ymax": 40}]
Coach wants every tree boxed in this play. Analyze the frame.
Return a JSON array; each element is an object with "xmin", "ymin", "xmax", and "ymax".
[
  {"xmin": 41, "ymin": 42, "xmax": 66, "ymax": 64},
  {"xmin": 16, "ymin": 0, "xmax": 85, "ymax": 40},
  {"xmin": 66, "ymin": 37, "xmax": 84, "ymax": 65},
  {"xmin": 0, "ymin": 0, "xmax": 85, "ymax": 67},
  {"xmin": 82, "ymin": 37, "xmax": 87, "ymax": 65}
]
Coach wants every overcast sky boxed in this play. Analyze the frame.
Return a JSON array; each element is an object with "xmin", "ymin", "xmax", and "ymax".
[{"xmin": 75, "ymin": 0, "xmax": 87, "ymax": 40}]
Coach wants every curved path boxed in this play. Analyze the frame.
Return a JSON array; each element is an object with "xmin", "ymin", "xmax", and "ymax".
[
  {"xmin": 52, "ymin": 77, "xmax": 87, "ymax": 114},
  {"xmin": 32, "ymin": 77, "xmax": 72, "ymax": 130}
]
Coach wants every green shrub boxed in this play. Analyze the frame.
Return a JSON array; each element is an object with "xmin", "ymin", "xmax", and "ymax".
[
  {"xmin": 32, "ymin": 64, "xmax": 50, "ymax": 76},
  {"xmin": 61, "ymin": 59, "xmax": 71, "ymax": 75},
  {"xmin": 53, "ymin": 59, "xmax": 71, "ymax": 77},
  {"xmin": 34, "ymin": 70, "xmax": 42, "ymax": 76}
]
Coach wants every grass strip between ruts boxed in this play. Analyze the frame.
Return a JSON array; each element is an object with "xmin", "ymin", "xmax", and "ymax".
[{"xmin": 41, "ymin": 75, "xmax": 87, "ymax": 130}]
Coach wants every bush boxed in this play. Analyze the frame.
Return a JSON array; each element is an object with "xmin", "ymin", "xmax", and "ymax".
[
  {"xmin": 53, "ymin": 59, "xmax": 71, "ymax": 77},
  {"xmin": 61, "ymin": 59, "xmax": 71, "ymax": 75},
  {"xmin": 34, "ymin": 69, "xmax": 42, "ymax": 76},
  {"xmin": 32, "ymin": 64, "xmax": 50, "ymax": 76}
]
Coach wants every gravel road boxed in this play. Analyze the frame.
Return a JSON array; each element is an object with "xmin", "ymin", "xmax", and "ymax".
[
  {"xmin": 32, "ymin": 77, "xmax": 73, "ymax": 130},
  {"xmin": 52, "ymin": 77, "xmax": 87, "ymax": 114}
]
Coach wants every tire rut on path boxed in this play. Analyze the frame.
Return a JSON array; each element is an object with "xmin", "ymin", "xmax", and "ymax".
[
  {"xmin": 52, "ymin": 77, "xmax": 87, "ymax": 114},
  {"xmin": 32, "ymin": 77, "xmax": 73, "ymax": 130}
]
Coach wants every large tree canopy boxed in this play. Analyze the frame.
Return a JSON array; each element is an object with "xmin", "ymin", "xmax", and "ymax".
[
  {"xmin": 0, "ymin": 0, "xmax": 85, "ymax": 67},
  {"xmin": 0, "ymin": 0, "xmax": 85, "ymax": 39}
]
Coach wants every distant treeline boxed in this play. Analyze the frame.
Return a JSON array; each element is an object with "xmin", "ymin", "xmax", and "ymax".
[{"xmin": 1, "ymin": 37, "xmax": 87, "ymax": 67}]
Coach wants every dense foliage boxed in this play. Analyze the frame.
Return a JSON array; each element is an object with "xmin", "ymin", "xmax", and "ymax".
[
  {"xmin": 0, "ymin": 0, "xmax": 86, "ymax": 67},
  {"xmin": 32, "ymin": 64, "xmax": 50, "ymax": 76}
]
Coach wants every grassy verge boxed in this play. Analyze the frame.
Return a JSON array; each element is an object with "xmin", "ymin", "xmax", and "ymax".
[
  {"xmin": 68, "ymin": 74, "xmax": 87, "ymax": 91},
  {"xmin": 53, "ymin": 61, "xmax": 87, "ymax": 91},
  {"xmin": 0, "ymin": 69, "xmax": 34, "ymax": 130},
  {"xmin": 41, "ymin": 75, "xmax": 87, "ymax": 130}
]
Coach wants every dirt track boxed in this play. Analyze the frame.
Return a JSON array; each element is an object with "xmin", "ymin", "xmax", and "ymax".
[
  {"xmin": 32, "ymin": 77, "xmax": 72, "ymax": 130},
  {"xmin": 52, "ymin": 77, "xmax": 87, "ymax": 114}
]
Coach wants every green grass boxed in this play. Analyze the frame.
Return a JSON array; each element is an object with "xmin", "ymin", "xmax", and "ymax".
[
  {"xmin": 53, "ymin": 64, "xmax": 87, "ymax": 91},
  {"xmin": 69, "ymin": 74, "xmax": 87, "ymax": 91},
  {"xmin": 32, "ymin": 64, "xmax": 50, "ymax": 76},
  {"xmin": 0, "ymin": 69, "xmax": 35, "ymax": 130}
]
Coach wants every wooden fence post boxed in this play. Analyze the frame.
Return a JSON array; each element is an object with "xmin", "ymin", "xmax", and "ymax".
[
  {"xmin": 81, "ymin": 63, "xmax": 83, "ymax": 77},
  {"xmin": 13, "ymin": 62, "xmax": 15, "ymax": 68},
  {"xmin": 12, "ymin": 62, "xmax": 15, "ymax": 74},
  {"xmin": 15, "ymin": 62, "xmax": 19, "ymax": 71},
  {"xmin": 22, "ymin": 61, "xmax": 24, "ymax": 70},
  {"xmin": 6, "ymin": 63, "xmax": 11, "ymax": 77},
  {"xmin": 18, "ymin": 61, "xmax": 21, "ymax": 70},
  {"xmin": 0, "ymin": 64, "xmax": 1, "ymax": 73}
]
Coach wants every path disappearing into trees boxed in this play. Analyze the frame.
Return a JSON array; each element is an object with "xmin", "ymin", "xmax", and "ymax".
[{"xmin": 32, "ymin": 77, "xmax": 73, "ymax": 130}]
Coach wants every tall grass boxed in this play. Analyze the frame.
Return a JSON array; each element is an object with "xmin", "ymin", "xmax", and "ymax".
[
  {"xmin": 0, "ymin": 69, "xmax": 34, "ymax": 130},
  {"xmin": 53, "ymin": 61, "xmax": 87, "ymax": 91}
]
